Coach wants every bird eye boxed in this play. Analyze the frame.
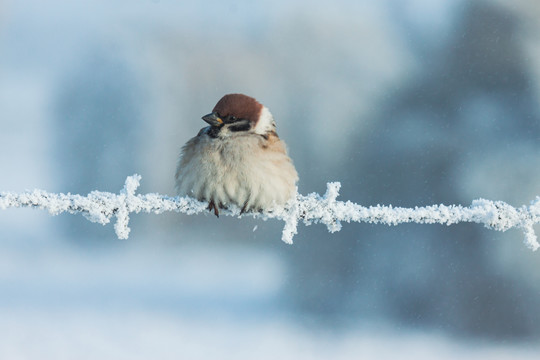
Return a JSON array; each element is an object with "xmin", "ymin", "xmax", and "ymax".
[{"xmin": 229, "ymin": 116, "xmax": 237, "ymax": 122}]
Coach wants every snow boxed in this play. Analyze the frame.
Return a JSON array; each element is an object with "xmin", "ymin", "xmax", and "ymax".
[{"xmin": 1, "ymin": 175, "xmax": 539, "ymax": 250}]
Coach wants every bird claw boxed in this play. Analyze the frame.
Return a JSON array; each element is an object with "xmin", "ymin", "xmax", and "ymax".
[
  {"xmin": 208, "ymin": 200, "xmax": 219, "ymax": 217},
  {"xmin": 240, "ymin": 201, "xmax": 249, "ymax": 215}
]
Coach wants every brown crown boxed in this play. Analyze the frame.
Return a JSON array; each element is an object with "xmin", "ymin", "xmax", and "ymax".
[{"xmin": 212, "ymin": 94, "xmax": 263, "ymax": 124}]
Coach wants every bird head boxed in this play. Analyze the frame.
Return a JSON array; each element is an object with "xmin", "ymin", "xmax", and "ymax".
[{"xmin": 202, "ymin": 94, "xmax": 276, "ymax": 137}]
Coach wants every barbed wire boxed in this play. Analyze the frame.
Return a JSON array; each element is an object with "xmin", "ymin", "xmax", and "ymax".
[{"xmin": 1, "ymin": 174, "xmax": 539, "ymax": 250}]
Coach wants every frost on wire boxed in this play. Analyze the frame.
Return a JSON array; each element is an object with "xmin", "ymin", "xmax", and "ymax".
[{"xmin": 1, "ymin": 174, "xmax": 539, "ymax": 251}]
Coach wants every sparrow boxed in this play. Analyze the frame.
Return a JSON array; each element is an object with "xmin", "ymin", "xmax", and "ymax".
[{"xmin": 175, "ymin": 93, "xmax": 298, "ymax": 216}]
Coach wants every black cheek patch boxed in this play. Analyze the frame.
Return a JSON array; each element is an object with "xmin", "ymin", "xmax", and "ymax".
[
  {"xmin": 229, "ymin": 122, "xmax": 252, "ymax": 132},
  {"xmin": 208, "ymin": 126, "xmax": 222, "ymax": 138}
]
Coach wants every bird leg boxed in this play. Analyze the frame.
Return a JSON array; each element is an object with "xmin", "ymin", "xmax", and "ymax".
[
  {"xmin": 240, "ymin": 201, "xmax": 249, "ymax": 215},
  {"xmin": 208, "ymin": 200, "xmax": 219, "ymax": 217}
]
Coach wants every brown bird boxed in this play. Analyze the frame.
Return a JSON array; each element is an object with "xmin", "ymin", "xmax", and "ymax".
[{"xmin": 175, "ymin": 94, "xmax": 298, "ymax": 216}]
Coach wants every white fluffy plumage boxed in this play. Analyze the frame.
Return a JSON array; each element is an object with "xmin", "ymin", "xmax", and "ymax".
[{"xmin": 175, "ymin": 94, "xmax": 298, "ymax": 215}]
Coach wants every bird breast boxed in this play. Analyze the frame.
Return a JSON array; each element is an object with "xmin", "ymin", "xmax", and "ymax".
[{"xmin": 175, "ymin": 132, "xmax": 298, "ymax": 211}]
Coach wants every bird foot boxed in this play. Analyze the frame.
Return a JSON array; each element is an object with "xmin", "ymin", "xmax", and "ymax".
[
  {"xmin": 208, "ymin": 200, "xmax": 219, "ymax": 217},
  {"xmin": 240, "ymin": 202, "xmax": 249, "ymax": 215}
]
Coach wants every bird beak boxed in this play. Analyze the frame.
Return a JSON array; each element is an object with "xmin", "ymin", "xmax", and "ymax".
[{"xmin": 202, "ymin": 112, "xmax": 223, "ymax": 127}]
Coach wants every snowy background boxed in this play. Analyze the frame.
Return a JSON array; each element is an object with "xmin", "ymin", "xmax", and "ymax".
[{"xmin": 1, "ymin": 0, "xmax": 540, "ymax": 358}]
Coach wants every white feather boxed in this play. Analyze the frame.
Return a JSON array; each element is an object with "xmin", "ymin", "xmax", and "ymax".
[
  {"xmin": 175, "ymin": 125, "xmax": 298, "ymax": 211},
  {"xmin": 253, "ymin": 106, "xmax": 276, "ymax": 135}
]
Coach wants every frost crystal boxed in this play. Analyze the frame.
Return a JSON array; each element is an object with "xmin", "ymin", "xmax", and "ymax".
[{"xmin": 0, "ymin": 175, "xmax": 539, "ymax": 250}]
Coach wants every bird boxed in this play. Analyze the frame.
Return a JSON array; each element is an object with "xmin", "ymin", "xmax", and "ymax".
[{"xmin": 175, "ymin": 93, "xmax": 298, "ymax": 217}]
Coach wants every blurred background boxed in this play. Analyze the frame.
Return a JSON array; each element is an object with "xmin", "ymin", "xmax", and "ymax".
[{"xmin": 1, "ymin": 0, "xmax": 540, "ymax": 358}]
